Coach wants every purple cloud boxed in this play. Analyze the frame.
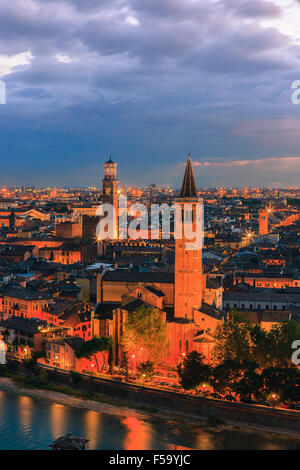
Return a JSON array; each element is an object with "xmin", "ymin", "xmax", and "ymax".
[{"xmin": 0, "ymin": 0, "xmax": 300, "ymax": 186}]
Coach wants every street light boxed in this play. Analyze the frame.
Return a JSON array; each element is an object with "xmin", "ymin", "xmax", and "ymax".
[
  {"xmin": 97, "ymin": 237, "xmax": 102, "ymax": 255},
  {"xmin": 246, "ymin": 231, "xmax": 254, "ymax": 242},
  {"xmin": 270, "ymin": 393, "xmax": 278, "ymax": 408},
  {"xmin": 131, "ymin": 354, "xmax": 136, "ymax": 372}
]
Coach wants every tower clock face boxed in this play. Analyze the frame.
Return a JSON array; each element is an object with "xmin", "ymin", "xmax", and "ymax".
[{"xmin": 105, "ymin": 186, "xmax": 111, "ymax": 195}]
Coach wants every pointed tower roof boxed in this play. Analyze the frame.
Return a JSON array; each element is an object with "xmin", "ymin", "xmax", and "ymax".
[
  {"xmin": 106, "ymin": 155, "xmax": 114, "ymax": 164},
  {"xmin": 180, "ymin": 153, "xmax": 197, "ymax": 198}
]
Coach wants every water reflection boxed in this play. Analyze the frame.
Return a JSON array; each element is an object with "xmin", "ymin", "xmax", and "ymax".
[
  {"xmin": 196, "ymin": 431, "xmax": 215, "ymax": 450},
  {"xmin": 50, "ymin": 403, "xmax": 68, "ymax": 438},
  {"xmin": 84, "ymin": 410, "xmax": 101, "ymax": 450},
  {"xmin": 122, "ymin": 417, "xmax": 152, "ymax": 450},
  {"xmin": 19, "ymin": 396, "xmax": 33, "ymax": 433},
  {"xmin": 0, "ymin": 389, "xmax": 299, "ymax": 450}
]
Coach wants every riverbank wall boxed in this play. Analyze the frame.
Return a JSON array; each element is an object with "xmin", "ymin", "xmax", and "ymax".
[{"xmin": 41, "ymin": 366, "xmax": 300, "ymax": 433}]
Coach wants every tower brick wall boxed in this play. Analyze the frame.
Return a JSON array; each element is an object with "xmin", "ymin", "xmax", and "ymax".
[
  {"xmin": 102, "ymin": 156, "xmax": 119, "ymax": 239},
  {"xmin": 174, "ymin": 156, "xmax": 204, "ymax": 320},
  {"xmin": 259, "ymin": 209, "xmax": 269, "ymax": 235}
]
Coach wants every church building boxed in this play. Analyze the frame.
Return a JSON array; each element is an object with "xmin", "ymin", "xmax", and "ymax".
[{"xmin": 92, "ymin": 156, "xmax": 223, "ymax": 367}]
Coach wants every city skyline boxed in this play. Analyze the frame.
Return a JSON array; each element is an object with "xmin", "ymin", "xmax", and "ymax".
[
  {"xmin": 0, "ymin": 124, "xmax": 299, "ymax": 450},
  {"xmin": 1, "ymin": 0, "xmax": 300, "ymax": 186},
  {"xmin": 1, "ymin": 0, "xmax": 300, "ymax": 454},
  {"xmin": 1, "ymin": 153, "xmax": 300, "ymax": 189}
]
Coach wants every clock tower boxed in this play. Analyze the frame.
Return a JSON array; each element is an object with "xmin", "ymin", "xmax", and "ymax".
[{"xmin": 102, "ymin": 156, "xmax": 119, "ymax": 238}]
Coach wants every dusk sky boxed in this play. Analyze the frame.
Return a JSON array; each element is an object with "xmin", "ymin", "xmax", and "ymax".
[{"xmin": 1, "ymin": 0, "xmax": 300, "ymax": 188}]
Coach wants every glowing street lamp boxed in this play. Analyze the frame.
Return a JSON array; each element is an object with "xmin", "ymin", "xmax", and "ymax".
[
  {"xmin": 131, "ymin": 354, "xmax": 136, "ymax": 372},
  {"xmin": 270, "ymin": 393, "xmax": 278, "ymax": 408},
  {"xmin": 201, "ymin": 383, "xmax": 209, "ymax": 396},
  {"xmin": 96, "ymin": 236, "xmax": 104, "ymax": 255},
  {"xmin": 246, "ymin": 231, "xmax": 254, "ymax": 242}
]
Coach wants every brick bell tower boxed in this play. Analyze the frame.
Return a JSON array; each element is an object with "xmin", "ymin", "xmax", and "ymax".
[
  {"xmin": 102, "ymin": 156, "xmax": 119, "ymax": 239},
  {"xmin": 174, "ymin": 154, "xmax": 204, "ymax": 320},
  {"xmin": 259, "ymin": 208, "xmax": 269, "ymax": 235}
]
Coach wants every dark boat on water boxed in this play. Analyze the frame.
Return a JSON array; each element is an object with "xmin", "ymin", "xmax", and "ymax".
[{"xmin": 50, "ymin": 432, "xmax": 89, "ymax": 450}]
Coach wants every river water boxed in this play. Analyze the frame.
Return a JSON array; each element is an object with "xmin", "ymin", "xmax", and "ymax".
[{"xmin": 0, "ymin": 389, "xmax": 300, "ymax": 450}]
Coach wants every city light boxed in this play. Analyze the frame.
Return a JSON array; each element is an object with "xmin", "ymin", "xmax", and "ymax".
[{"xmin": 1, "ymin": 0, "xmax": 300, "ymax": 452}]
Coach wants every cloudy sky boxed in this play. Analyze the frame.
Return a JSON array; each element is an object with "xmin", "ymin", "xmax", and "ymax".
[{"xmin": 1, "ymin": 0, "xmax": 300, "ymax": 188}]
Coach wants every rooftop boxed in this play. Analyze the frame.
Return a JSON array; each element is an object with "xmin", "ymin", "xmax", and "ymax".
[
  {"xmin": 102, "ymin": 270, "xmax": 174, "ymax": 284},
  {"xmin": 0, "ymin": 316, "xmax": 45, "ymax": 333},
  {"xmin": 0, "ymin": 287, "xmax": 52, "ymax": 301}
]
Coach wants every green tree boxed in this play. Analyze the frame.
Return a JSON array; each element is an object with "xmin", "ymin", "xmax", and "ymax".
[
  {"xmin": 211, "ymin": 359, "xmax": 242, "ymax": 396},
  {"xmin": 137, "ymin": 361, "xmax": 154, "ymax": 382},
  {"xmin": 266, "ymin": 320, "xmax": 300, "ymax": 367},
  {"xmin": 213, "ymin": 311, "xmax": 253, "ymax": 363},
  {"xmin": 248, "ymin": 323, "xmax": 272, "ymax": 368},
  {"xmin": 280, "ymin": 367, "xmax": 300, "ymax": 405},
  {"xmin": 177, "ymin": 351, "xmax": 212, "ymax": 391},
  {"xmin": 75, "ymin": 337, "xmax": 112, "ymax": 372},
  {"xmin": 261, "ymin": 366, "xmax": 300, "ymax": 404},
  {"xmin": 119, "ymin": 352, "xmax": 129, "ymax": 381},
  {"xmin": 108, "ymin": 341, "xmax": 114, "ymax": 374},
  {"xmin": 121, "ymin": 305, "xmax": 169, "ymax": 365},
  {"xmin": 261, "ymin": 366, "xmax": 287, "ymax": 401},
  {"xmin": 233, "ymin": 361, "xmax": 263, "ymax": 402}
]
